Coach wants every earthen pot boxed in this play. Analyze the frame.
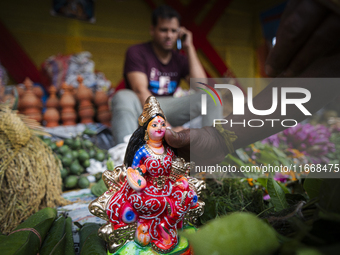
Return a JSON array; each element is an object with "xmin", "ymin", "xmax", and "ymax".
[
  {"xmin": 61, "ymin": 107, "xmax": 76, "ymax": 126},
  {"xmin": 43, "ymin": 108, "xmax": 60, "ymax": 127},
  {"xmin": 97, "ymin": 110, "xmax": 111, "ymax": 127},
  {"xmin": 97, "ymin": 104, "xmax": 109, "ymax": 112},
  {"xmin": 76, "ymin": 76, "xmax": 93, "ymax": 102},
  {"xmin": 79, "ymin": 107, "xmax": 95, "ymax": 124},
  {"xmin": 23, "ymin": 108, "xmax": 42, "ymax": 122},
  {"xmin": 60, "ymin": 83, "xmax": 76, "ymax": 108},
  {"xmin": 20, "ymin": 89, "xmax": 40, "ymax": 110},
  {"xmin": 33, "ymin": 86, "xmax": 44, "ymax": 99},
  {"xmin": 94, "ymin": 90, "xmax": 108, "ymax": 106},
  {"xmin": 79, "ymin": 99, "xmax": 92, "ymax": 108},
  {"xmin": 46, "ymin": 86, "xmax": 59, "ymax": 109}
]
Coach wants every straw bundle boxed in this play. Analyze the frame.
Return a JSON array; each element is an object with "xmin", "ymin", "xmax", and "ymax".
[{"xmin": 0, "ymin": 106, "xmax": 69, "ymax": 234}]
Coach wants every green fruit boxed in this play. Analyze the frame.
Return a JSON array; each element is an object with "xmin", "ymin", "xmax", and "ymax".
[
  {"xmin": 64, "ymin": 138, "xmax": 73, "ymax": 147},
  {"xmin": 43, "ymin": 139, "xmax": 52, "ymax": 146},
  {"xmin": 71, "ymin": 138, "xmax": 81, "ymax": 150},
  {"xmin": 88, "ymin": 148, "xmax": 96, "ymax": 158},
  {"xmin": 62, "ymin": 156, "xmax": 72, "ymax": 167},
  {"xmin": 59, "ymin": 145, "xmax": 70, "ymax": 155},
  {"xmin": 60, "ymin": 168, "xmax": 68, "ymax": 178},
  {"xmin": 78, "ymin": 176, "xmax": 90, "ymax": 189},
  {"xmin": 82, "ymin": 159, "xmax": 91, "ymax": 168},
  {"xmin": 95, "ymin": 151, "xmax": 106, "ymax": 162},
  {"xmin": 70, "ymin": 163, "xmax": 82, "ymax": 175},
  {"xmin": 64, "ymin": 176, "xmax": 78, "ymax": 189},
  {"xmin": 83, "ymin": 139, "xmax": 94, "ymax": 148},
  {"xmin": 83, "ymin": 128, "xmax": 97, "ymax": 136},
  {"xmin": 57, "ymin": 154, "xmax": 63, "ymax": 160},
  {"xmin": 50, "ymin": 143, "xmax": 57, "ymax": 151},
  {"xmin": 64, "ymin": 152, "xmax": 73, "ymax": 161},
  {"xmin": 71, "ymin": 150, "xmax": 79, "ymax": 159},
  {"xmin": 78, "ymin": 150, "xmax": 90, "ymax": 162}
]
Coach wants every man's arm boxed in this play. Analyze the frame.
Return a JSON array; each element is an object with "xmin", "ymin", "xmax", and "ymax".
[
  {"xmin": 179, "ymin": 27, "xmax": 207, "ymax": 81},
  {"xmin": 165, "ymin": 51, "xmax": 340, "ymax": 165},
  {"xmin": 126, "ymin": 71, "xmax": 152, "ymax": 106}
]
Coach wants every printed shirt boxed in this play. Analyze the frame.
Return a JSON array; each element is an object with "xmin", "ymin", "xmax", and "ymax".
[{"xmin": 124, "ymin": 42, "xmax": 189, "ymax": 96}]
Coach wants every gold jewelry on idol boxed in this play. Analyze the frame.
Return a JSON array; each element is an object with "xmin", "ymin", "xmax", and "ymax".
[
  {"xmin": 138, "ymin": 96, "xmax": 166, "ymax": 126},
  {"xmin": 144, "ymin": 130, "xmax": 149, "ymax": 141}
]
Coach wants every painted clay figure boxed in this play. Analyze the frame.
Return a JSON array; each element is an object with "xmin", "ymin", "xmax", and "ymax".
[{"xmin": 89, "ymin": 96, "xmax": 205, "ymax": 254}]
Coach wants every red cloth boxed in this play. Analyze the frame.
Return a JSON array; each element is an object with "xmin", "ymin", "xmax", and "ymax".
[{"xmin": 0, "ymin": 19, "xmax": 41, "ymax": 84}]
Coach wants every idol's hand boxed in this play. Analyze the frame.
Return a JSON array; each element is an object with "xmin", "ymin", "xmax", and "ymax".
[
  {"xmin": 265, "ymin": 0, "xmax": 340, "ymax": 77},
  {"xmin": 126, "ymin": 167, "xmax": 146, "ymax": 191},
  {"xmin": 165, "ymin": 127, "xmax": 228, "ymax": 166}
]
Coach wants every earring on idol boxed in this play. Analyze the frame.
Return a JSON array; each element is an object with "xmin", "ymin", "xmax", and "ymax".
[{"xmin": 144, "ymin": 130, "xmax": 149, "ymax": 141}]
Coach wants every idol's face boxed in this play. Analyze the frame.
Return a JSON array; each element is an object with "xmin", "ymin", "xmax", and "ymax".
[{"xmin": 147, "ymin": 116, "xmax": 166, "ymax": 141}]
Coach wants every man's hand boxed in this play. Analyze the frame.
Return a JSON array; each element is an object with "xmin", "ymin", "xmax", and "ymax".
[
  {"xmin": 165, "ymin": 127, "xmax": 228, "ymax": 166},
  {"xmin": 265, "ymin": 0, "xmax": 340, "ymax": 77},
  {"xmin": 178, "ymin": 26, "xmax": 193, "ymax": 49}
]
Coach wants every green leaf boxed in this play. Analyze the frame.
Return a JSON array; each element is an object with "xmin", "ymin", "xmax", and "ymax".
[
  {"xmin": 256, "ymin": 151, "xmax": 278, "ymax": 165},
  {"xmin": 272, "ymin": 147, "xmax": 286, "ymax": 158},
  {"xmin": 303, "ymin": 178, "xmax": 324, "ymax": 199},
  {"xmin": 182, "ymin": 212, "xmax": 279, "ymax": 255},
  {"xmin": 227, "ymin": 154, "xmax": 246, "ymax": 166},
  {"xmin": 319, "ymin": 179, "xmax": 340, "ymax": 214},
  {"xmin": 267, "ymin": 178, "xmax": 289, "ymax": 211},
  {"xmin": 278, "ymin": 157, "xmax": 291, "ymax": 167},
  {"xmin": 235, "ymin": 148, "xmax": 251, "ymax": 163},
  {"xmin": 256, "ymin": 178, "xmax": 267, "ymax": 189},
  {"xmin": 277, "ymin": 181, "xmax": 290, "ymax": 194}
]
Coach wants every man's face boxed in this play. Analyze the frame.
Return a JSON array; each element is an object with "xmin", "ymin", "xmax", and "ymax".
[{"xmin": 150, "ymin": 17, "xmax": 179, "ymax": 51}]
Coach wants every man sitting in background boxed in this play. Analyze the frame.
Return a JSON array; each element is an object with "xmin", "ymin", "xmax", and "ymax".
[{"xmin": 111, "ymin": 5, "xmax": 222, "ymax": 144}]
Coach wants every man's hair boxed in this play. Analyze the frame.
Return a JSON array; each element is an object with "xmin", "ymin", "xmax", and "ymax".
[{"xmin": 151, "ymin": 5, "xmax": 181, "ymax": 26}]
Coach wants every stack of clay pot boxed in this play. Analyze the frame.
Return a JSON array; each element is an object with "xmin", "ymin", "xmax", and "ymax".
[
  {"xmin": 76, "ymin": 76, "xmax": 94, "ymax": 124},
  {"xmin": 43, "ymin": 86, "xmax": 60, "ymax": 127},
  {"xmin": 20, "ymin": 78, "xmax": 42, "ymax": 122},
  {"xmin": 94, "ymin": 89, "xmax": 111, "ymax": 126},
  {"xmin": 60, "ymin": 82, "xmax": 77, "ymax": 126}
]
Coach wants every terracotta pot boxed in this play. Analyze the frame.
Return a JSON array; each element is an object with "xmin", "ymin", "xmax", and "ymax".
[
  {"xmin": 79, "ymin": 107, "xmax": 95, "ymax": 124},
  {"xmin": 21, "ymin": 79, "xmax": 40, "ymax": 110},
  {"xmin": 43, "ymin": 108, "xmax": 60, "ymax": 127},
  {"xmin": 76, "ymin": 76, "xmax": 93, "ymax": 102},
  {"xmin": 79, "ymin": 99, "xmax": 92, "ymax": 108},
  {"xmin": 20, "ymin": 92, "xmax": 40, "ymax": 109},
  {"xmin": 23, "ymin": 108, "xmax": 42, "ymax": 122},
  {"xmin": 94, "ymin": 90, "xmax": 108, "ymax": 107},
  {"xmin": 60, "ymin": 83, "xmax": 76, "ymax": 108},
  {"xmin": 46, "ymin": 86, "xmax": 59, "ymax": 108},
  {"xmin": 61, "ymin": 107, "xmax": 77, "ymax": 126},
  {"xmin": 33, "ymin": 86, "xmax": 44, "ymax": 99},
  {"xmin": 97, "ymin": 110, "xmax": 111, "ymax": 126},
  {"xmin": 97, "ymin": 104, "xmax": 109, "ymax": 112}
]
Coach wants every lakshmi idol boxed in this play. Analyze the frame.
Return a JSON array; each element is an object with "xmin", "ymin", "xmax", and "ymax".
[{"xmin": 89, "ymin": 96, "xmax": 205, "ymax": 254}]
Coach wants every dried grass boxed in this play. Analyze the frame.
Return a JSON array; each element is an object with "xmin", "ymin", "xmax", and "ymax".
[{"xmin": 0, "ymin": 106, "xmax": 69, "ymax": 234}]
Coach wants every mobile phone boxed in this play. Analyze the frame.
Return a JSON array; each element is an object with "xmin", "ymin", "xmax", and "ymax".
[{"xmin": 176, "ymin": 34, "xmax": 187, "ymax": 50}]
